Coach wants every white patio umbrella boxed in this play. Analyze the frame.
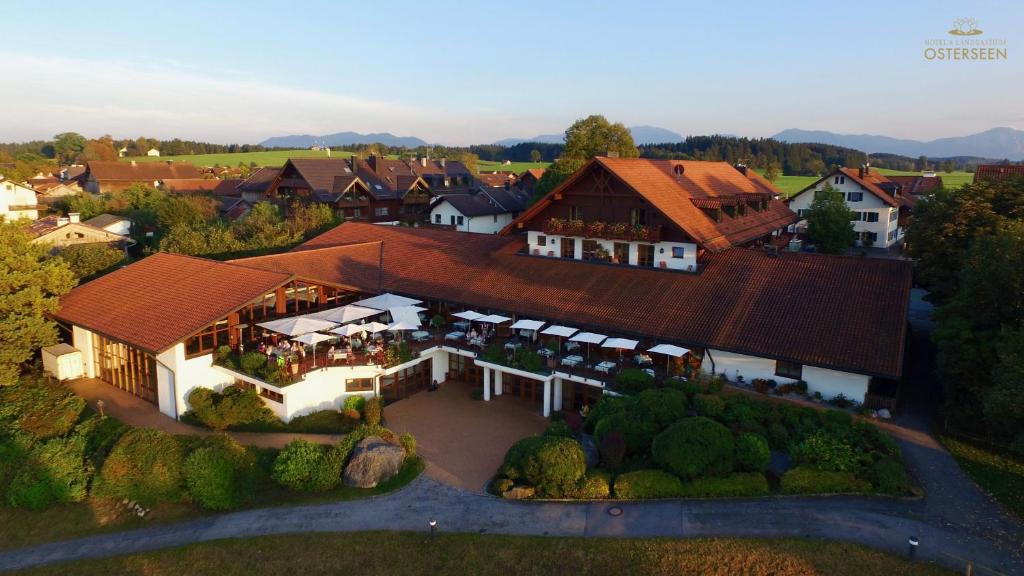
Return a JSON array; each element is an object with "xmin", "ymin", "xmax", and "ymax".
[
  {"xmin": 388, "ymin": 306, "xmax": 426, "ymax": 326},
  {"xmin": 602, "ymin": 337, "xmax": 639, "ymax": 364},
  {"xmin": 647, "ymin": 343, "xmax": 691, "ymax": 373},
  {"xmin": 291, "ymin": 332, "xmax": 335, "ymax": 367},
  {"xmin": 541, "ymin": 325, "xmax": 578, "ymax": 353},
  {"xmin": 257, "ymin": 316, "xmax": 337, "ymax": 337},
  {"xmin": 569, "ymin": 332, "xmax": 607, "ymax": 361},
  {"xmin": 476, "ymin": 314, "xmax": 511, "ymax": 324},
  {"xmin": 352, "ymin": 292, "xmax": 422, "ymax": 310},
  {"xmin": 306, "ymin": 304, "xmax": 379, "ymax": 324},
  {"xmin": 509, "ymin": 319, "xmax": 545, "ymax": 331},
  {"xmin": 330, "ymin": 323, "xmax": 368, "ymax": 337},
  {"xmin": 452, "ymin": 310, "xmax": 485, "ymax": 321},
  {"xmin": 361, "ymin": 321, "xmax": 390, "ymax": 334}
]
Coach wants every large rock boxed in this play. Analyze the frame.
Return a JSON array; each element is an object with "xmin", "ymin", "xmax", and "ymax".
[
  {"xmin": 502, "ymin": 485, "xmax": 535, "ymax": 500},
  {"xmin": 343, "ymin": 436, "xmax": 405, "ymax": 488}
]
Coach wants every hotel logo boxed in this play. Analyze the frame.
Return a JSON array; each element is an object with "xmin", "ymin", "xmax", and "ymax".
[
  {"xmin": 948, "ymin": 17, "xmax": 982, "ymax": 36},
  {"xmin": 925, "ymin": 18, "xmax": 1007, "ymax": 61}
]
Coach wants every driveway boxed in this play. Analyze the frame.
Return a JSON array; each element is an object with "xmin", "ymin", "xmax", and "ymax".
[{"xmin": 384, "ymin": 381, "xmax": 547, "ymax": 493}]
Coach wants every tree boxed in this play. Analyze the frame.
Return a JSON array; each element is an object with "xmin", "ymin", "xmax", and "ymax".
[
  {"xmin": 52, "ymin": 133, "xmax": 87, "ymax": 165},
  {"xmin": 78, "ymin": 137, "xmax": 118, "ymax": 162},
  {"xmin": 805, "ymin": 184, "xmax": 856, "ymax": 254},
  {"xmin": 916, "ymin": 155, "xmax": 929, "ymax": 171},
  {"xmin": 562, "ymin": 115, "xmax": 638, "ymax": 160},
  {"xmin": 458, "ymin": 152, "xmax": 479, "ymax": 175},
  {"xmin": 0, "ymin": 223, "xmax": 76, "ymax": 385},
  {"xmin": 59, "ymin": 244, "xmax": 123, "ymax": 281},
  {"xmin": 941, "ymin": 160, "xmax": 956, "ymax": 173},
  {"xmin": 529, "ymin": 149, "xmax": 542, "ymax": 163},
  {"xmin": 764, "ymin": 162, "xmax": 781, "ymax": 182}
]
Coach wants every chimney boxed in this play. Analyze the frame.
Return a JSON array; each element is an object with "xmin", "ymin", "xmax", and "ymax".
[
  {"xmin": 68, "ymin": 212, "xmax": 80, "ymax": 223},
  {"xmin": 606, "ymin": 151, "xmax": 620, "ymax": 158},
  {"xmin": 440, "ymin": 158, "xmax": 446, "ymax": 168},
  {"xmin": 420, "ymin": 157, "xmax": 427, "ymax": 168},
  {"xmin": 57, "ymin": 217, "xmax": 69, "ymax": 227},
  {"xmin": 735, "ymin": 163, "xmax": 748, "ymax": 176},
  {"xmin": 859, "ymin": 165, "xmax": 866, "ymax": 178}
]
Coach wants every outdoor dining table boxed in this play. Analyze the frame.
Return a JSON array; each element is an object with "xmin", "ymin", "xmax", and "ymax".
[
  {"xmin": 565, "ymin": 341, "xmax": 581, "ymax": 352},
  {"xmin": 561, "ymin": 355, "xmax": 584, "ymax": 367},
  {"xmin": 452, "ymin": 320, "xmax": 471, "ymax": 331},
  {"xmin": 504, "ymin": 341, "xmax": 522, "ymax": 350},
  {"xmin": 635, "ymin": 354, "xmax": 653, "ymax": 366},
  {"xmin": 595, "ymin": 361, "xmax": 617, "ymax": 373},
  {"xmin": 469, "ymin": 337, "xmax": 485, "ymax": 348},
  {"xmin": 536, "ymin": 347, "xmax": 554, "ymax": 358},
  {"xmin": 410, "ymin": 330, "xmax": 430, "ymax": 342},
  {"xmin": 445, "ymin": 331, "xmax": 465, "ymax": 341}
]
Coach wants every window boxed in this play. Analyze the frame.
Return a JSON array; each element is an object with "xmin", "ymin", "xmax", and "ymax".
[
  {"xmin": 851, "ymin": 211, "xmax": 862, "ymax": 222},
  {"xmin": 434, "ymin": 213, "xmax": 441, "ymax": 224},
  {"xmin": 536, "ymin": 235, "xmax": 547, "ymax": 247},
  {"xmin": 560, "ymin": 237, "xmax": 576, "ymax": 259},
  {"xmin": 374, "ymin": 207, "xmax": 389, "ymax": 217},
  {"xmin": 582, "ymin": 239, "xmax": 601, "ymax": 260},
  {"xmin": 450, "ymin": 215, "xmax": 456, "ymax": 226},
  {"xmin": 185, "ymin": 319, "xmax": 230, "ymax": 358},
  {"xmin": 353, "ymin": 208, "xmax": 362, "ymax": 218},
  {"xmin": 775, "ymin": 360, "xmax": 803, "ymax": 379},
  {"xmin": 629, "ymin": 208, "xmax": 646, "ymax": 226},
  {"xmin": 888, "ymin": 229, "xmax": 898, "ymax": 241},
  {"xmin": 865, "ymin": 212, "xmax": 879, "ymax": 222},
  {"xmin": 671, "ymin": 246, "xmax": 686, "ymax": 259},
  {"xmin": 637, "ymin": 244, "xmax": 655, "ymax": 267},
  {"xmin": 345, "ymin": 378, "xmax": 374, "ymax": 392},
  {"xmin": 889, "ymin": 209, "xmax": 898, "ymax": 222},
  {"xmin": 797, "ymin": 208, "xmax": 809, "ymax": 218},
  {"xmin": 493, "ymin": 214, "xmax": 498, "ymax": 223},
  {"xmin": 833, "ymin": 175, "xmax": 845, "ymax": 185},
  {"xmin": 613, "ymin": 242, "xmax": 629, "ymax": 264},
  {"xmin": 569, "ymin": 206, "xmax": 582, "ymax": 220},
  {"xmin": 861, "ymin": 231, "xmax": 878, "ymax": 243},
  {"xmin": 456, "ymin": 215, "xmax": 464, "ymax": 226},
  {"xmin": 260, "ymin": 388, "xmax": 283, "ymax": 403},
  {"xmin": 847, "ymin": 192, "xmax": 863, "ymax": 202}
]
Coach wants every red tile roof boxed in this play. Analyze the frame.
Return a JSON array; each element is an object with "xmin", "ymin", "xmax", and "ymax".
[
  {"xmin": 236, "ymin": 167, "xmax": 281, "ymax": 196},
  {"xmin": 86, "ymin": 161, "xmax": 201, "ymax": 182},
  {"xmin": 886, "ymin": 175, "xmax": 943, "ymax": 196},
  {"xmin": 505, "ymin": 158, "xmax": 796, "ymax": 252},
  {"xmin": 161, "ymin": 178, "xmax": 223, "ymax": 194},
  {"xmin": 54, "ymin": 253, "xmax": 293, "ymax": 353},
  {"xmin": 973, "ymin": 164, "xmax": 1024, "ymax": 184},
  {"xmin": 269, "ymin": 223, "xmax": 909, "ymax": 378}
]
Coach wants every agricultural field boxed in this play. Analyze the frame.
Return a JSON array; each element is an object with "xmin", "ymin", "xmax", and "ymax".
[
  {"xmin": 122, "ymin": 149, "xmax": 350, "ymax": 168},
  {"xmin": 478, "ymin": 160, "xmax": 549, "ymax": 174},
  {"xmin": 753, "ymin": 170, "xmax": 817, "ymax": 197},
  {"xmin": 873, "ymin": 168, "xmax": 974, "ymax": 189}
]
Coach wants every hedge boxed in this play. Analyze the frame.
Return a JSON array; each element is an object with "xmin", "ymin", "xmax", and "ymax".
[
  {"xmin": 734, "ymin": 433, "xmax": 771, "ymax": 473},
  {"xmin": 652, "ymin": 417, "xmax": 734, "ymax": 480},
  {"xmin": 780, "ymin": 466, "xmax": 873, "ymax": 494},
  {"xmin": 363, "ymin": 397, "xmax": 382, "ymax": 427},
  {"xmin": 186, "ymin": 386, "xmax": 278, "ymax": 431},
  {"xmin": 637, "ymin": 388, "xmax": 687, "ymax": 428},
  {"xmin": 500, "ymin": 436, "xmax": 585, "ymax": 498},
  {"xmin": 96, "ymin": 428, "xmax": 185, "ymax": 505},
  {"xmin": 613, "ymin": 469, "xmax": 684, "ymax": 499},
  {"xmin": 0, "ymin": 377, "xmax": 86, "ymax": 439},
  {"xmin": 568, "ymin": 469, "xmax": 611, "ymax": 499},
  {"xmin": 6, "ymin": 436, "xmax": 93, "ymax": 509},
  {"xmin": 678, "ymin": 473, "xmax": 770, "ymax": 498},
  {"xmin": 184, "ymin": 435, "xmax": 256, "ymax": 510},
  {"xmin": 693, "ymin": 394, "xmax": 725, "ymax": 419},
  {"xmin": 791, "ymin": 431, "xmax": 858, "ymax": 472},
  {"xmin": 613, "ymin": 368, "xmax": 655, "ymax": 396},
  {"xmin": 271, "ymin": 439, "xmax": 343, "ymax": 492}
]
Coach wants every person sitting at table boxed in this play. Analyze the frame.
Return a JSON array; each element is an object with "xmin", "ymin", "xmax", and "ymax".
[
  {"xmin": 468, "ymin": 328, "xmax": 478, "ymax": 341},
  {"xmin": 258, "ymin": 342, "xmax": 267, "ymax": 354},
  {"xmin": 297, "ymin": 345, "xmax": 306, "ymax": 360},
  {"xmin": 327, "ymin": 345, "xmax": 336, "ymax": 361}
]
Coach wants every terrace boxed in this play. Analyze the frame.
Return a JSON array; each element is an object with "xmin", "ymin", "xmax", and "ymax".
[{"xmin": 543, "ymin": 217, "xmax": 663, "ymax": 243}]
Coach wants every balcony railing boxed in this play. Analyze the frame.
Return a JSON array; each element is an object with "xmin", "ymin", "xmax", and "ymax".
[
  {"xmin": 335, "ymin": 197, "xmax": 370, "ymax": 208},
  {"xmin": 543, "ymin": 218, "xmax": 662, "ymax": 243}
]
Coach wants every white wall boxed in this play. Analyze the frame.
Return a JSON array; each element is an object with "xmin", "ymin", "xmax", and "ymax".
[
  {"xmin": 788, "ymin": 174, "xmax": 902, "ymax": 248},
  {"xmin": 0, "ymin": 180, "xmax": 39, "ymax": 221},
  {"xmin": 703, "ymin": 348, "xmax": 870, "ymax": 402},
  {"xmin": 526, "ymin": 230, "xmax": 697, "ymax": 271},
  {"xmin": 100, "ymin": 220, "xmax": 132, "ymax": 236},
  {"xmin": 282, "ymin": 364, "xmax": 381, "ymax": 420},
  {"xmin": 429, "ymin": 202, "xmax": 513, "ymax": 235},
  {"xmin": 71, "ymin": 326, "xmax": 95, "ymax": 378}
]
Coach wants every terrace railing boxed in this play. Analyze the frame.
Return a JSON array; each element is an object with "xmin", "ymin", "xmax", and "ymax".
[{"xmin": 543, "ymin": 218, "xmax": 662, "ymax": 243}]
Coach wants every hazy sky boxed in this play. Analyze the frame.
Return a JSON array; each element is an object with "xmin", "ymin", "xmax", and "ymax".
[{"xmin": 1, "ymin": 0, "xmax": 1021, "ymax": 145}]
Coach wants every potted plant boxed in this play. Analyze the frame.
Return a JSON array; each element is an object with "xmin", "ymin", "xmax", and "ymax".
[
  {"xmin": 608, "ymin": 222, "xmax": 627, "ymax": 237},
  {"xmin": 546, "ymin": 217, "xmax": 565, "ymax": 234},
  {"xmin": 633, "ymin": 224, "xmax": 649, "ymax": 240},
  {"xmin": 567, "ymin": 219, "xmax": 584, "ymax": 234},
  {"xmin": 586, "ymin": 221, "xmax": 606, "ymax": 237},
  {"xmin": 594, "ymin": 245, "xmax": 611, "ymax": 261}
]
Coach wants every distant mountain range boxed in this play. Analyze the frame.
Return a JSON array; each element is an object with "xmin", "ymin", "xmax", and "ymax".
[
  {"xmin": 259, "ymin": 132, "xmax": 429, "ymax": 148},
  {"xmin": 494, "ymin": 125, "xmax": 686, "ymax": 146},
  {"xmin": 772, "ymin": 127, "xmax": 1024, "ymax": 161}
]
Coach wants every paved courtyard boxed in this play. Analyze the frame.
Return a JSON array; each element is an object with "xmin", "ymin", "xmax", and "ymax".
[{"xmin": 384, "ymin": 381, "xmax": 548, "ymax": 493}]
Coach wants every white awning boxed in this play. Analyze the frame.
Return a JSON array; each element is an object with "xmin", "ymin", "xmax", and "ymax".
[
  {"xmin": 330, "ymin": 324, "xmax": 368, "ymax": 337},
  {"xmin": 257, "ymin": 317, "xmax": 337, "ymax": 337},
  {"xmin": 352, "ymin": 292, "xmax": 422, "ymax": 310},
  {"xmin": 509, "ymin": 319, "xmax": 545, "ymax": 331},
  {"xmin": 452, "ymin": 310, "xmax": 485, "ymax": 321},
  {"xmin": 476, "ymin": 314, "xmax": 511, "ymax": 324},
  {"xmin": 647, "ymin": 344, "xmax": 691, "ymax": 357},
  {"xmin": 291, "ymin": 332, "xmax": 336, "ymax": 345},
  {"xmin": 602, "ymin": 337, "xmax": 639, "ymax": 350},
  {"xmin": 361, "ymin": 321, "xmax": 391, "ymax": 334},
  {"xmin": 306, "ymin": 304, "xmax": 380, "ymax": 324},
  {"xmin": 541, "ymin": 325, "xmax": 578, "ymax": 338},
  {"xmin": 570, "ymin": 332, "xmax": 607, "ymax": 344},
  {"xmin": 388, "ymin": 306, "xmax": 424, "ymax": 328}
]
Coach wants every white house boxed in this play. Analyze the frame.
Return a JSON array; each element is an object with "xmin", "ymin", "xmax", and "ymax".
[
  {"xmin": 0, "ymin": 177, "xmax": 39, "ymax": 221},
  {"xmin": 429, "ymin": 187, "xmax": 530, "ymax": 234},
  {"xmin": 146, "ymin": 148, "xmax": 161, "ymax": 157},
  {"xmin": 788, "ymin": 166, "xmax": 905, "ymax": 249},
  {"xmin": 83, "ymin": 213, "xmax": 133, "ymax": 237}
]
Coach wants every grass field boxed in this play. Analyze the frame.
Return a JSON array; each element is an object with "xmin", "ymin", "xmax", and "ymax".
[
  {"xmin": 478, "ymin": 160, "xmax": 549, "ymax": 173},
  {"xmin": 874, "ymin": 168, "xmax": 974, "ymax": 189},
  {"xmin": 941, "ymin": 436, "xmax": 1024, "ymax": 519},
  {"xmin": 8, "ymin": 532, "xmax": 953, "ymax": 576}
]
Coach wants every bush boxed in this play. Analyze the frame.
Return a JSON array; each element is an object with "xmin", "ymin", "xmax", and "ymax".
[
  {"xmin": 594, "ymin": 412, "xmax": 657, "ymax": 456},
  {"xmin": 0, "ymin": 439, "xmax": 28, "ymax": 495},
  {"xmin": 598, "ymin": 431, "xmax": 627, "ymax": 470},
  {"xmin": 544, "ymin": 420, "xmax": 573, "ymax": 438},
  {"xmin": 6, "ymin": 436, "xmax": 94, "ymax": 509},
  {"xmin": 637, "ymin": 388, "xmax": 687, "ymax": 428},
  {"xmin": 187, "ymin": 386, "xmax": 278, "ymax": 430},
  {"xmin": 343, "ymin": 395, "xmax": 366, "ymax": 415},
  {"xmin": 781, "ymin": 466, "xmax": 872, "ymax": 494},
  {"xmin": 583, "ymin": 395, "xmax": 628, "ymax": 434},
  {"xmin": 613, "ymin": 469, "xmax": 684, "ymax": 499},
  {"xmin": 678, "ymin": 473, "xmax": 770, "ymax": 498},
  {"xmin": 871, "ymin": 457, "xmax": 908, "ymax": 495},
  {"xmin": 791, "ymin": 431, "xmax": 857, "ymax": 472},
  {"xmin": 614, "ymin": 368, "xmax": 655, "ymax": 395},
  {"xmin": 693, "ymin": 394, "xmax": 725, "ymax": 419},
  {"xmin": 184, "ymin": 435, "xmax": 256, "ymax": 510},
  {"xmin": 491, "ymin": 477, "xmax": 514, "ymax": 494},
  {"xmin": 0, "ymin": 377, "xmax": 86, "ymax": 439},
  {"xmin": 470, "ymin": 388, "xmax": 483, "ymax": 401},
  {"xmin": 734, "ymin": 433, "xmax": 771, "ymax": 473},
  {"xmin": 73, "ymin": 414, "xmax": 129, "ymax": 468},
  {"xmin": 569, "ymin": 469, "xmax": 611, "ymax": 499},
  {"xmin": 766, "ymin": 422, "xmax": 790, "ymax": 451},
  {"xmin": 500, "ymin": 436, "xmax": 586, "ymax": 497},
  {"xmin": 239, "ymin": 351, "xmax": 268, "ymax": 375},
  {"xmin": 364, "ymin": 397, "xmax": 382, "ymax": 426},
  {"xmin": 399, "ymin": 432, "xmax": 417, "ymax": 457},
  {"xmin": 271, "ymin": 439, "xmax": 343, "ymax": 492},
  {"xmin": 97, "ymin": 428, "xmax": 184, "ymax": 505},
  {"xmin": 652, "ymin": 417, "xmax": 734, "ymax": 480},
  {"xmin": 563, "ymin": 411, "xmax": 583, "ymax": 434},
  {"xmin": 287, "ymin": 410, "xmax": 355, "ymax": 434}
]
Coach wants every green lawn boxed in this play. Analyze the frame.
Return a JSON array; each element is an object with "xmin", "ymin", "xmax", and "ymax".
[
  {"xmin": 752, "ymin": 170, "xmax": 818, "ymax": 197},
  {"xmin": 941, "ymin": 436, "xmax": 1024, "ymax": 518},
  {"xmin": 8, "ymin": 533, "xmax": 953, "ymax": 576},
  {"xmin": 873, "ymin": 168, "xmax": 974, "ymax": 190},
  {"xmin": 122, "ymin": 149, "xmax": 349, "ymax": 167},
  {"xmin": 478, "ymin": 160, "xmax": 549, "ymax": 174}
]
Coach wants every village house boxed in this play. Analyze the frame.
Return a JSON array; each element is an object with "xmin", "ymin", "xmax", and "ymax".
[
  {"xmin": 83, "ymin": 213, "xmax": 132, "ymax": 237},
  {"xmin": 428, "ymin": 186, "xmax": 530, "ymax": 234},
  {"xmin": 81, "ymin": 160, "xmax": 201, "ymax": 194},
  {"xmin": 516, "ymin": 168, "xmax": 545, "ymax": 195},
  {"xmin": 29, "ymin": 213, "xmax": 129, "ymax": 249},
  {"xmin": 787, "ymin": 165, "xmax": 912, "ymax": 249},
  {"xmin": 50, "ymin": 158, "xmax": 910, "ymax": 423},
  {"xmin": 0, "ymin": 176, "xmax": 40, "ymax": 221},
  {"xmin": 973, "ymin": 164, "xmax": 1024, "ymax": 184}
]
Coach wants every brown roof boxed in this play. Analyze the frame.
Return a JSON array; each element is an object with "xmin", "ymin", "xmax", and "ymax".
[
  {"xmin": 505, "ymin": 158, "xmax": 796, "ymax": 252},
  {"xmin": 83, "ymin": 214, "xmax": 130, "ymax": 229},
  {"xmin": 477, "ymin": 173, "xmax": 515, "ymax": 187},
  {"xmin": 236, "ymin": 167, "xmax": 281, "ymax": 196},
  {"xmin": 161, "ymin": 178, "xmax": 222, "ymax": 194},
  {"xmin": 520, "ymin": 168, "xmax": 546, "ymax": 181},
  {"xmin": 886, "ymin": 175, "xmax": 943, "ymax": 196},
  {"xmin": 86, "ymin": 161, "xmax": 201, "ymax": 182},
  {"xmin": 54, "ymin": 253, "xmax": 293, "ymax": 353},
  {"xmin": 246, "ymin": 223, "xmax": 908, "ymax": 378},
  {"xmin": 973, "ymin": 164, "xmax": 1024, "ymax": 184}
]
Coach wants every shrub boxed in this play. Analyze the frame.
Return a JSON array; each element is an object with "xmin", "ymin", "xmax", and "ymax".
[
  {"xmin": 363, "ymin": 397, "xmax": 382, "ymax": 426},
  {"xmin": 215, "ymin": 345, "xmax": 232, "ymax": 363},
  {"xmin": 341, "ymin": 408, "xmax": 361, "ymax": 422},
  {"xmin": 598, "ymin": 430, "xmax": 627, "ymax": 471},
  {"xmin": 97, "ymin": 428, "xmax": 184, "ymax": 505},
  {"xmin": 766, "ymin": 422, "xmax": 790, "ymax": 451},
  {"xmin": 287, "ymin": 410, "xmax": 355, "ymax": 434},
  {"xmin": 0, "ymin": 439, "xmax": 28, "ymax": 495},
  {"xmin": 594, "ymin": 412, "xmax": 656, "ymax": 456},
  {"xmin": 271, "ymin": 439, "xmax": 343, "ymax": 492},
  {"xmin": 652, "ymin": 417, "xmax": 734, "ymax": 480},
  {"xmin": 678, "ymin": 473, "xmax": 770, "ymax": 498},
  {"xmin": 735, "ymin": 433, "xmax": 771, "ymax": 473},
  {"xmin": 752, "ymin": 378, "xmax": 771, "ymax": 394},
  {"xmin": 6, "ymin": 436, "xmax": 94, "ymax": 509},
  {"xmin": 569, "ymin": 469, "xmax": 611, "ymax": 499},
  {"xmin": 781, "ymin": 466, "xmax": 872, "ymax": 494},
  {"xmin": 187, "ymin": 386, "xmax": 278, "ymax": 430},
  {"xmin": 613, "ymin": 469, "xmax": 684, "ymax": 499},
  {"xmin": 583, "ymin": 395, "xmax": 628, "ymax": 433},
  {"xmin": 563, "ymin": 411, "xmax": 583, "ymax": 434},
  {"xmin": 239, "ymin": 351, "xmax": 268, "ymax": 375},
  {"xmin": 343, "ymin": 395, "xmax": 366, "ymax": 415},
  {"xmin": 0, "ymin": 377, "xmax": 86, "ymax": 439},
  {"xmin": 792, "ymin": 431, "xmax": 857, "ymax": 472},
  {"xmin": 470, "ymin": 388, "xmax": 484, "ymax": 401},
  {"xmin": 544, "ymin": 420, "xmax": 573, "ymax": 438},
  {"xmin": 637, "ymin": 388, "xmax": 687, "ymax": 428},
  {"xmin": 335, "ymin": 424, "xmax": 392, "ymax": 464},
  {"xmin": 614, "ymin": 368, "xmax": 655, "ymax": 395},
  {"xmin": 184, "ymin": 435, "xmax": 256, "ymax": 510},
  {"xmin": 668, "ymin": 379, "xmax": 702, "ymax": 399},
  {"xmin": 492, "ymin": 477, "xmax": 514, "ymax": 494},
  {"xmin": 872, "ymin": 457, "xmax": 908, "ymax": 495},
  {"xmin": 500, "ymin": 436, "xmax": 585, "ymax": 497},
  {"xmin": 707, "ymin": 376, "xmax": 725, "ymax": 394},
  {"xmin": 74, "ymin": 414, "xmax": 129, "ymax": 468},
  {"xmin": 399, "ymin": 433, "xmax": 417, "ymax": 457},
  {"xmin": 693, "ymin": 394, "xmax": 725, "ymax": 419}
]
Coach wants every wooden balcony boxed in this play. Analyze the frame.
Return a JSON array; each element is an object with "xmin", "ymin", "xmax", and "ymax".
[
  {"xmin": 543, "ymin": 219, "xmax": 662, "ymax": 243},
  {"xmin": 335, "ymin": 197, "xmax": 370, "ymax": 208}
]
